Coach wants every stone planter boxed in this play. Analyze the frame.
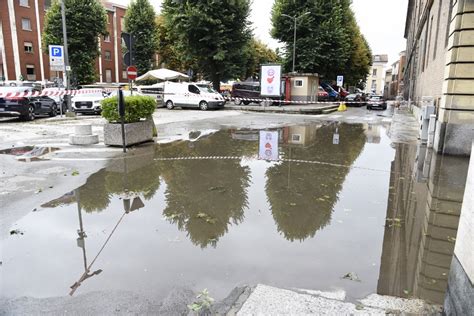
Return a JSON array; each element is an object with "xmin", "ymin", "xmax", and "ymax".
[{"xmin": 104, "ymin": 119, "xmax": 154, "ymax": 147}]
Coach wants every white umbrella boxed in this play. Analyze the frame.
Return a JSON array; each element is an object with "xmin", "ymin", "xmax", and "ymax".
[{"xmin": 136, "ymin": 68, "xmax": 190, "ymax": 81}]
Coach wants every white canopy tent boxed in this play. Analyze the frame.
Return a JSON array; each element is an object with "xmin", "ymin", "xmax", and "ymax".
[{"xmin": 136, "ymin": 68, "xmax": 190, "ymax": 82}]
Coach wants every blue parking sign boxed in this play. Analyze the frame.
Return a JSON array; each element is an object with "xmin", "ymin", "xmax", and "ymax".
[{"xmin": 49, "ymin": 45, "xmax": 63, "ymax": 57}]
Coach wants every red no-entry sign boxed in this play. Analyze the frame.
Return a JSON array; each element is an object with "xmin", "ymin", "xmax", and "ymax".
[{"xmin": 127, "ymin": 66, "xmax": 137, "ymax": 80}]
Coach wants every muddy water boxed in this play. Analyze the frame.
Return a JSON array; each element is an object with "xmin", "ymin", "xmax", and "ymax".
[{"xmin": 1, "ymin": 122, "xmax": 469, "ymax": 305}]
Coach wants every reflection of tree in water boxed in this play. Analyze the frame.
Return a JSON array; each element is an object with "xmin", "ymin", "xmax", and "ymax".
[
  {"xmin": 159, "ymin": 131, "xmax": 253, "ymax": 248},
  {"xmin": 78, "ymin": 169, "xmax": 111, "ymax": 213},
  {"xmin": 76, "ymin": 155, "xmax": 162, "ymax": 213},
  {"xmin": 266, "ymin": 124, "xmax": 366, "ymax": 241}
]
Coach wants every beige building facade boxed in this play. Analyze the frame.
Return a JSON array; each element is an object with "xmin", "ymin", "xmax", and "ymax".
[
  {"xmin": 365, "ymin": 54, "xmax": 388, "ymax": 95},
  {"xmin": 404, "ymin": 0, "xmax": 474, "ymax": 156}
]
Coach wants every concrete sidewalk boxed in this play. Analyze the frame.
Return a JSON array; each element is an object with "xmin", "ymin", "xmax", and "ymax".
[{"xmin": 225, "ymin": 102, "xmax": 340, "ymax": 115}]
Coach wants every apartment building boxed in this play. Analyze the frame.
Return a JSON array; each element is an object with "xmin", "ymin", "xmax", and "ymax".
[
  {"xmin": 365, "ymin": 54, "xmax": 388, "ymax": 95},
  {"xmin": 0, "ymin": 0, "xmax": 127, "ymax": 84},
  {"xmin": 404, "ymin": 0, "xmax": 474, "ymax": 156}
]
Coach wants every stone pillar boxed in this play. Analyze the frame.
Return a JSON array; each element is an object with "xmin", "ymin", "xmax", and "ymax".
[{"xmin": 434, "ymin": 0, "xmax": 474, "ymax": 156}]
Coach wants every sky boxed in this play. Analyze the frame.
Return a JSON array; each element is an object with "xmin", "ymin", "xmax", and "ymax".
[{"xmin": 115, "ymin": 0, "xmax": 408, "ymax": 66}]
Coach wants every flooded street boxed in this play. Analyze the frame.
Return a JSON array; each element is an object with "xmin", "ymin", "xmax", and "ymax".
[{"xmin": 1, "ymin": 119, "xmax": 469, "ymax": 310}]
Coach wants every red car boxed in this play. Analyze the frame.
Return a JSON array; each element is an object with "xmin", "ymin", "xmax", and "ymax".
[{"xmin": 318, "ymin": 86, "xmax": 329, "ymax": 101}]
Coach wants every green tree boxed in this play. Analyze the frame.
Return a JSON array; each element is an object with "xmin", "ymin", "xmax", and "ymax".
[
  {"xmin": 271, "ymin": 0, "xmax": 371, "ymax": 85},
  {"xmin": 124, "ymin": 0, "xmax": 159, "ymax": 75},
  {"xmin": 155, "ymin": 15, "xmax": 195, "ymax": 74},
  {"xmin": 244, "ymin": 38, "xmax": 281, "ymax": 80},
  {"xmin": 43, "ymin": 0, "xmax": 107, "ymax": 85},
  {"xmin": 162, "ymin": 0, "xmax": 252, "ymax": 90}
]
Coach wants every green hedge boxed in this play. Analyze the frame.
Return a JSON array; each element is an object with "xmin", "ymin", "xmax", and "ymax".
[{"xmin": 101, "ymin": 95, "xmax": 156, "ymax": 123}]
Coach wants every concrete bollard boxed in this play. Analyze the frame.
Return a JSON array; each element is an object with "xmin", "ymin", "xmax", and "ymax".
[{"xmin": 69, "ymin": 124, "xmax": 99, "ymax": 145}]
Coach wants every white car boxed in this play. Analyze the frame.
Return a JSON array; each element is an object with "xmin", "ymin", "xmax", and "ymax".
[
  {"xmin": 72, "ymin": 90, "xmax": 109, "ymax": 114},
  {"xmin": 163, "ymin": 82, "xmax": 225, "ymax": 110}
]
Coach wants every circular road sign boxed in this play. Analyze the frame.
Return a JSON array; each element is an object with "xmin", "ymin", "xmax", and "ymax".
[{"xmin": 127, "ymin": 66, "xmax": 137, "ymax": 80}]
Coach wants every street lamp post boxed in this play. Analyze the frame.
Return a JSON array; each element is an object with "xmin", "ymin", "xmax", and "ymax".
[
  {"xmin": 60, "ymin": 0, "xmax": 72, "ymax": 113},
  {"xmin": 282, "ymin": 12, "xmax": 310, "ymax": 73}
]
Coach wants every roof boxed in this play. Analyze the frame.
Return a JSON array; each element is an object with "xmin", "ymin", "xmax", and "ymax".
[{"xmin": 373, "ymin": 54, "xmax": 388, "ymax": 63}]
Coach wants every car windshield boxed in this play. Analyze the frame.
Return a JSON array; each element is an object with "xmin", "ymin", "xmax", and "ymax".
[{"xmin": 199, "ymin": 86, "xmax": 218, "ymax": 94}]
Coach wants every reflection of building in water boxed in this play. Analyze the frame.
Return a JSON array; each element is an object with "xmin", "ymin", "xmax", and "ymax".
[
  {"xmin": 363, "ymin": 124, "xmax": 381, "ymax": 144},
  {"xmin": 281, "ymin": 124, "xmax": 319, "ymax": 147},
  {"xmin": 377, "ymin": 144, "xmax": 469, "ymax": 304}
]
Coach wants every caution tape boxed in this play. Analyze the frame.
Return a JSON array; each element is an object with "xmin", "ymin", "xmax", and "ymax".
[{"xmin": 0, "ymin": 88, "xmax": 115, "ymax": 98}]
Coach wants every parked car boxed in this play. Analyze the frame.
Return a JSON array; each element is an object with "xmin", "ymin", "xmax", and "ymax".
[
  {"xmin": 163, "ymin": 82, "xmax": 225, "ymax": 110},
  {"xmin": 72, "ymin": 90, "xmax": 109, "ymax": 115},
  {"xmin": 318, "ymin": 86, "xmax": 329, "ymax": 101},
  {"xmin": 0, "ymin": 86, "xmax": 58, "ymax": 120},
  {"xmin": 41, "ymin": 87, "xmax": 67, "ymax": 113},
  {"xmin": 320, "ymin": 82, "xmax": 340, "ymax": 101},
  {"xmin": 345, "ymin": 93, "xmax": 365, "ymax": 107},
  {"xmin": 231, "ymin": 81, "xmax": 282, "ymax": 105},
  {"xmin": 366, "ymin": 95, "xmax": 387, "ymax": 110},
  {"xmin": 231, "ymin": 82, "xmax": 260, "ymax": 105}
]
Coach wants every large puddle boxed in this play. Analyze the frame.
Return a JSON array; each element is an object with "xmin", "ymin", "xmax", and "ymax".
[{"xmin": 1, "ymin": 122, "xmax": 469, "ymax": 305}]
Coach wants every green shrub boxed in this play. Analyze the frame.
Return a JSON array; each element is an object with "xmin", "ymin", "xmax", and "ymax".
[{"xmin": 101, "ymin": 95, "xmax": 156, "ymax": 123}]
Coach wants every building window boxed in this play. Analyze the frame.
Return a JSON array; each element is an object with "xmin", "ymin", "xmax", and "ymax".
[
  {"xmin": 19, "ymin": 0, "xmax": 29, "ymax": 7},
  {"xmin": 44, "ymin": 0, "xmax": 51, "ymax": 10},
  {"xmin": 104, "ymin": 34, "xmax": 111, "ymax": 42},
  {"xmin": 21, "ymin": 18, "xmax": 32, "ymax": 31},
  {"xmin": 24, "ymin": 42, "xmax": 33, "ymax": 53},
  {"xmin": 372, "ymin": 69, "xmax": 377, "ymax": 76},
  {"xmin": 371, "ymin": 80, "xmax": 376, "ymax": 91},
  {"xmin": 292, "ymin": 134, "xmax": 301, "ymax": 142},
  {"xmin": 106, "ymin": 14, "xmax": 110, "ymax": 24},
  {"xmin": 294, "ymin": 79, "xmax": 303, "ymax": 87},
  {"xmin": 104, "ymin": 50, "xmax": 112, "ymax": 61},
  {"xmin": 122, "ymin": 70, "xmax": 127, "ymax": 79},
  {"xmin": 105, "ymin": 69, "xmax": 112, "ymax": 83},
  {"xmin": 26, "ymin": 65, "xmax": 35, "ymax": 80},
  {"xmin": 121, "ymin": 17, "xmax": 125, "ymax": 31}
]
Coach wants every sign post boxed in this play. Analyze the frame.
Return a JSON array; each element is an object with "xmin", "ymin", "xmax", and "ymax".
[
  {"xmin": 117, "ymin": 88, "xmax": 126, "ymax": 153},
  {"xmin": 337, "ymin": 75, "xmax": 344, "ymax": 87},
  {"xmin": 49, "ymin": 45, "xmax": 64, "ymax": 72},
  {"xmin": 260, "ymin": 64, "xmax": 282, "ymax": 106},
  {"xmin": 259, "ymin": 130, "xmax": 279, "ymax": 161},
  {"xmin": 127, "ymin": 66, "xmax": 137, "ymax": 96}
]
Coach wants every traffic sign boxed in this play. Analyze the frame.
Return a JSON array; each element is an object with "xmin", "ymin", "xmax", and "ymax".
[
  {"xmin": 127, "ymin": 66, "xmax": 137, "ymax": 80},
  {"xmin": 337, "ymin": 75, "xmax": 344, "ymax": 87},
  {"xmin": 49, "ymin": 45, "xmax": 64, "ymax": 71}
]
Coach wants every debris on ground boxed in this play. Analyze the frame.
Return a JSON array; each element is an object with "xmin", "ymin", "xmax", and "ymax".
[
  {"xmin": 342, "ymin": 272, "xmax": 361, "ymax": 282},
  {"xmin": 10, "ymin": 229, "xmax": 24, "ymax": 235}
]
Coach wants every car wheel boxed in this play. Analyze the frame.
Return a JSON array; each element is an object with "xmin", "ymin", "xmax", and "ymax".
[
  {"xmin": 166, "ymin": 100, "xmax": 174, "ymax": 110},
  {"xmin": 49, "ymin": 104, "xmax": 58, "ymax": 117},
  {"xmin": 199, "ymin": 101, "xmax": 209, "ymax": 111},
  {"xmin": 234, "ymin": 99, "xmax": 242, "ymax": 105},
  {"xmin": 23, "ymin": 105, "xmax": 35, "ymax": 121},
  {"xmin": 243, "ymin": 101, "xmax": 250, "ymax": 105}
]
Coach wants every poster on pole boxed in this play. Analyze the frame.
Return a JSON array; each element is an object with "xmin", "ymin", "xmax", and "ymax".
[
  {"xmin": 259, "ymin": 130, "xmax": 279, "ymax": 161},
  {"xmin": 337, "ymin": 75, "xmax": 344, "ymax": 87},
  {"xmin": 49, "ymin": 45, "xmax": 64, "ymax": 72},
  {"xmin": 260, "ymin": 64, "xmax": 282, "ymax": 97}
]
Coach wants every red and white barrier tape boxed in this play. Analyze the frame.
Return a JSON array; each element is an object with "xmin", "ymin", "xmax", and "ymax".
[{"xmin": 0, "ymin": 88, "xmax": 115, "ymax": 98}]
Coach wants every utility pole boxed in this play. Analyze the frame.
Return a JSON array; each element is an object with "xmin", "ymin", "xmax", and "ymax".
[
  {"xmin": 61, "ymin": 0, "xmax": 72, "ymax": 113},
  {"xmin": 282, "ymin": 12, "xmax": 311, "ymax": 73}
]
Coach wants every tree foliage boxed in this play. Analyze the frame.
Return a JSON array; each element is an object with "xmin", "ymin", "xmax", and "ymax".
[
  {"xmin": 162, "ymin": 0, "xmax": 252, "ymax": 89},
  {"xmin": 43, "ymin": 0, "xmax": 107, "ymax": 85},
  {"xmin": 271, "ymin": 0, "xmax": 371, "ymax": 86},
  {"xmin": 244, "ymin": 38, "xmax": 281, "ymax": 80},
  {"xmin": 124, "ymin": 0, "xmax": 159, "ymax": 75}
]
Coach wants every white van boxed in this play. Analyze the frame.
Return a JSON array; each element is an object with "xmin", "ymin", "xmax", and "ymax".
[{"xmin": 163, "ymin": 82, "xmax": 225, "ymax": 110}]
